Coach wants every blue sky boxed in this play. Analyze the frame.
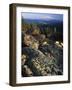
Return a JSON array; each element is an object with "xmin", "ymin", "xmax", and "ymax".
[{"xmin": 22, "ymin": 12, "xmax": 63, "ymax": 21}]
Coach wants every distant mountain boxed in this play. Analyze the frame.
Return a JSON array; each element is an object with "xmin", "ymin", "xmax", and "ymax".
[{"xmin": 22, "ymin": 18, "xmax": 63, "ymax": 26}]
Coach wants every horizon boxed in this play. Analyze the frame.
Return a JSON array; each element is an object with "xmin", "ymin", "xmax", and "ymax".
[{"xmin": 21, "ymin": 12, "xmax": 63, "ymax": 22}]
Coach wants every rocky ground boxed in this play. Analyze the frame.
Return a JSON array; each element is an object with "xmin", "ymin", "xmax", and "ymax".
[{"xmin": 21, "ymin": 31, "xmax": 63, "ymax": 77}]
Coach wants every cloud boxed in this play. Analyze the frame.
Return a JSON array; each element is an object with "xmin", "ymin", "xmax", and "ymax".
[{"xmin": 39, "ymin": 15, "xmax": 54, "ymax": 20}]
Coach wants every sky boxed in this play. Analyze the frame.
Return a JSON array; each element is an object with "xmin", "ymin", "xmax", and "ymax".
[{"xmin": 22, "ymin": 12, "xmax": 63, "ymax": 21}]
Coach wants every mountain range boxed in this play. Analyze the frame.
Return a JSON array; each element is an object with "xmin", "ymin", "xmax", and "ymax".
[{"xmin": 22, "ymin": 18, "xmax": 63, "ymax": 26}]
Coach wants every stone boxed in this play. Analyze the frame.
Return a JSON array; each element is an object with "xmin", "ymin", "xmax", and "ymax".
[
  {"xmin": 22, "ymin": 39, "xmax": 63, "ymax": 76},
  {"xmin": 22, "ymin": 65, "xmax": 33, "ymax": 77},
  {"xmin": 21, "ymin": 54, "xmax": 27, "ymax": 65}
]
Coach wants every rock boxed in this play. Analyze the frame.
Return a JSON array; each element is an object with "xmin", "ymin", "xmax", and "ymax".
[
  {"xmin": 22, "ymin": 34, "xmax": 39, "ymax": 49},
  {"xmin": 39, "ymin": 44, "xmax": 63, "ymax": 74},
  {"xmin": 45, "ymin": 66, "xmax": 51, "ymax": 73},
  {"xmin": 22, "ymin": 40, "xmax": 63, "ymax": 76},
  {"xmin": 21, "ymin": 54, "xmax": 27, "ymax": 65},
  {"xmin": 32, "ymin": 34, "xmax": 46, "ymax": 43},
  {"xmin": 22, "ymin": 65, "xmax": 33, "ymax": 77}
]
